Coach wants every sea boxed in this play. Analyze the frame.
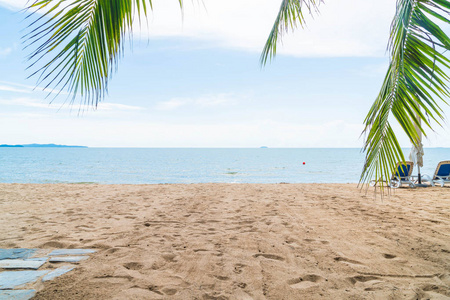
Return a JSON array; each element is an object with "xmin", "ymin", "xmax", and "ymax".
[{"xmin": 0, "ymin": 148, "xmax": 448, "ymax": 184}]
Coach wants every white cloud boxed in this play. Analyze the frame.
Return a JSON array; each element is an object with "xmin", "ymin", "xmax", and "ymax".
[
  {"xmin": 1, "ymin": 101, "xmax": 449, "ymax": 147},
  {"xmin": 0, "ymin": 113, "xmax": 366, "ymax": 147},
  {"xmin": 155, "ymin": 93, "xmax": 238, "ymax": 111},
  {"xmin": 5, "ymin": 0, "xmax": 397, "ymax": 57},
  {"xmin": 0, "ymin": 0, "xmax": 27, "ymax": 10},
  {"xmin": 0, "ymin": 47, "xmax": 12, "ymax": 56},
  {"xmin": 139, "ymin": 0, "xmax": 396, "ymax": 57},
  {"xmin": 0, "ymin": 85, "xmax": 31, "ymax": 93},
  {"xmin": 0, "ymin": 81, "xmax": 32, "ymax": 89},
  {"xmin": 96, "ymin": 103, "xmax": 143, "ymax": 111},
  {"xmin": 8, "ymin": 115, "xmax": 450, "ymax": 148},
  {"xmin": 0, "ymin": 81, "xmax": 71, "ymax": 96},
  {"xmin": 155, "ymin": 98, "xmax": 187, "ymax": 111},
  {"xmin": 0, "ymin": 112, "xmax": 49, "ymax": 118},
  {"xmin": 0, "ymin": 97, "xmax": 53, "ymax": 109},
  {"xmin": 0, "ymin": 96, "xmax": 143, "ymax": 112}
]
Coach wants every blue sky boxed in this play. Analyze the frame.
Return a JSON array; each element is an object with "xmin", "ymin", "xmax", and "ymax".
[{"xmin": 0, "ymin": 0, "xmax": 449, "ymax": 147}]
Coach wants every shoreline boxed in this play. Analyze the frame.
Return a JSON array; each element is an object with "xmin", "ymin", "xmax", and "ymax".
[{"xmin": 1, "ymin": 183, "xmax": 449, "ymax": 299}]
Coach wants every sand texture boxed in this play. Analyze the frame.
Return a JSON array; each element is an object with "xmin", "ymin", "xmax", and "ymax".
[{"xmin": 0, "ymin": 183, "xmax": 449, "ymax": 299}]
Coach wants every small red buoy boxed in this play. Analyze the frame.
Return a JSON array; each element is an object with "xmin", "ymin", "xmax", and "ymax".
[{"xmin": 303, "ymin": 162, "xmax": 306, "ymax": 165}]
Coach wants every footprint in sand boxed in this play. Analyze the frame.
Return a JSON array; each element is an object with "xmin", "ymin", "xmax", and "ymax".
[
  {"xmin": 39, "ymin": 241, "xmax": 66, "ymax": 249},
  {"xmin": 106, "ymin": 247, "xmax": 121, "ymax": 254},
  {"xmin": 237, "ymin": 282, "xmax": 247, "ymax": 288},
  {"xmin": 287, "ymin": 274, "xmax": 324, "ymax": 289},
  {"xmin": 253, "ymin": 253, "xmax": 284, "ymax": 261},
  {"xmin": 202, "ymin": 292, "xmax": 229, "ymax": 300},
  {"xmin": 162, "ymin": 288, "xmax": 178, "ymax": 295},
  {"xmin": 421, "ymin": 283, "xmax": 450, "ymax": 297},
  {"xmin": 334, "ymin": 256, "xmax": 364, "ymax": 266},
  {"xmin": 194, "ymin": 249, "xmax": 209, "ymax": 253},
  {"xmin": 284, "ymin": 237, "xmax": 298, "ymax": 244},
  {"xmin": 347, "ymin": 275, "xmax": 379, "ymax": 285},
  {"xmin": 438, "ymin": 274, "xmax": 450, "ymax": 285},
  {"xmin": 233, "ymin": 263, "xmax": 246, "ymax": 274},
  {"xmin": 303, "ymin": 238, "xmax": 330, "ymax": 245},
  {"xmin": 161, "ymin": 253, "xmax": 177, "ymax": 262},
  {"xmin": 214, "ymin": 275, "xmax": 230, "ymax": 281},
  {"xmin": 94, "ymin": 275, "xmax": 133, "ymax": 284},
  {"xmin": 147, "ymin": 285, "xmax": 163, "ymax": 295},
  {"xmin": 123, "ymin": 262, "xmax": 144, "ymax": 270}
]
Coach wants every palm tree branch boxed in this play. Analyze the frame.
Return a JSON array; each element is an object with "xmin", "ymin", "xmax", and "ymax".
[
  {"xmin": 360, "ymin": 0, "xmax": 450, "ymax": 186},
  {"xmin": 25, "ymin": 0, "xmax": 183, "ymax": 106},
  {"xmin": 260, "ymin": 0, "xmax": 322, "ymax": 65}
]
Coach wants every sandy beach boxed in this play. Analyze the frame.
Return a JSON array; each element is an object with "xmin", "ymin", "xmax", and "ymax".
[{"xmin": 0, "ymin": 183, "xmax": 449, "ymax": 299}]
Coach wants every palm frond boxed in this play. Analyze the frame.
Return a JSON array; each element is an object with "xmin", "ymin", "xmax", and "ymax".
[
  {"xmin": 360, "ymin": 0, "xmax": 450, "ymax": 185},
  {"xmin": 24, "ymin": 0, "xmax": 182, "ymax": 106},
  {"xmin": 260, "ymin": 0, "xmax": 322, "ymax": 65}
]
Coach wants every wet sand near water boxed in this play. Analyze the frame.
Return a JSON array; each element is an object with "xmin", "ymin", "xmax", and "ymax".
[{"xmin": 0, "ymin": 183, "xmax": 449, "ymax": 299}]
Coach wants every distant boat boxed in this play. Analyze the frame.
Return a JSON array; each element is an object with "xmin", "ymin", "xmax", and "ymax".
[{"xmin": 260, "ymin": 146, "xmax": 268, "ymax": 149}]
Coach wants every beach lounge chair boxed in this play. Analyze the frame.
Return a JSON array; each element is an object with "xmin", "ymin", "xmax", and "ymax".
[
  {"xmin": 370, "ymin": 161, "xmax": 415, "ymax": 188},
  {"xmin": 421, "ymin": 160, "xmax": 450, "ymax": 187},
  {"xmin": 389, "ymin": 161, "xmax": 415, "ymax": 188}
]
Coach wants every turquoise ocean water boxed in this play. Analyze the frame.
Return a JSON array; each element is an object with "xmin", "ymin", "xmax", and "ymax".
[{"xmin": 0, "ymin": 148, "xmax": 448, "ymax": 184}]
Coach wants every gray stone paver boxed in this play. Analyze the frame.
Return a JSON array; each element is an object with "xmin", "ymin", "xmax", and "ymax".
[
  {"xmin": 0, "ymin": 259, "xmax": 46, "ymax": 270},
  {"xmin": 0, "ymin": 271, "xmax": 48, "ymax": 289},
  {"xmin": 42, "ymin": 266, "xmax": 74, "ymax": 282},
  {"xmin": 0, "ymin": 290, "xmax": 36, "ymax": 300},
  {"xmin": 0, "ymin": 250, "xmax": 36, "ymax": 260},
  {"xmin": 0, "ymin": 248, "xmax": 95, "ymax": 297},
  {"xmin": 49, "ymin": 256, "xmax": 88, "ymax": 263},
  {"xmin": 48, "ymin": 249, "xmax": 96, "ymax": 256}
]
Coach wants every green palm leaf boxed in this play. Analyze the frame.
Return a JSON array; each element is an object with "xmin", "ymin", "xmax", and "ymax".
[
  {"xmin": 262, "ymin": 0, "xmax": 450, "ymax": 186},
  {"xmin": 260, "ymin": 0, "xmax": 322, "ymax": 65},
  {"xmin": 361, "ymin": 0, "xmax": 450, "ymax": 185},
  {"xmin": 25, "ymin": 0, "xmax": 182, "ymax": 106}
]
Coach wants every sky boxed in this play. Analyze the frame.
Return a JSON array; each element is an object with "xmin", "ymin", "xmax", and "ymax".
[{"xmin": 0, "ymin": 0, "xmax": 449, "ymax": 148}]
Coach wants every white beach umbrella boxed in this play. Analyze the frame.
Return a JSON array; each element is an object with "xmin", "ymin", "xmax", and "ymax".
[
  {"xmin": 409, "ymin": 141, "xmax": 424, "ymax": 167},
  {"xmin": 409, "ymin": 112, "xmax": 424, "ymax": 183}
]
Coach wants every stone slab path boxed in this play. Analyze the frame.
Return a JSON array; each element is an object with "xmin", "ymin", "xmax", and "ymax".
[{"xmin": 0, "ymin": 248, "xmax": 95, "ymax": 300}]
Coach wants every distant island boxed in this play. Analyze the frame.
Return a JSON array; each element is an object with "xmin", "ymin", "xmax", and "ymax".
[{"xmin": 0, "ymin": 144, "xmax": 88, "ymax": 148}]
